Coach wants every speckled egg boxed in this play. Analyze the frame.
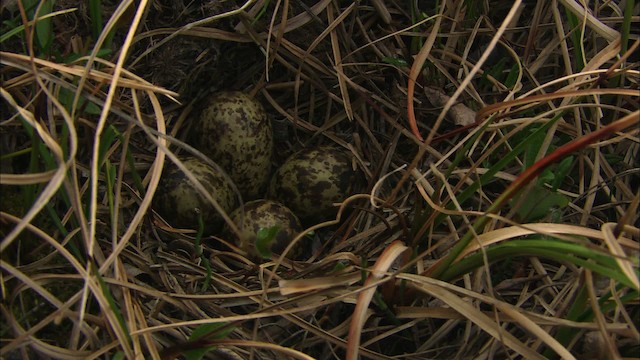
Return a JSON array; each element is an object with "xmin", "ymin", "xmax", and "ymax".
[
  {"xmin": 225, "ymin": 199, "xmax": 304, "ymax": 258},
  {"xmin": 153, "ymin": 157, "xmax": 239, "ymax": 234},
  {"xmin": 268, "ymin": 146, "xmax": 357, "ymax": 225},
  {"xmin": 192, "ymin": 91, "xmax": 273, "ymax": 200}
]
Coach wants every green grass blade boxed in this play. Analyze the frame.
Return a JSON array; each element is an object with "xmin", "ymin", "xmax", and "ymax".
[
  {"xmin": 430, "ymin": 111, "xmax": 565, "ymax": 278},
  {"xmin": 98, "ymin": 125, "xmax": 118, "ymax": 167},
  {"xmin": 88, "ymin": 0, "xmax": 104, "ymax": 40},
  {"xmin": 195, "ymin": 212, "xmax": 212, "ymax": 292},
  {"xmin": 547, "ymin": 285, "xmax": 590, "ymax": 357},
  {"xmin": 620, "ymin": 0, "xmax": 635, "ymax": 56},
  {"xmin": 94, "ymin": 266, "xmax": 132, "ymax": 346},
  {"xmin": 104, "ymin": 159, "xmax": 116, "ymax": 222},
  {"xmin": 440, "ymin": 238, "xmax": 637, "ymax": 288},
  {"xmin": 563, "ymin": 7, "xmax": 585, "ymax": 70}
]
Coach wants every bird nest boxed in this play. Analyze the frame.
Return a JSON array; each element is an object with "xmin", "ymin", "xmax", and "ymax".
[{"xmin": 1, "ymin": 1, "xmax": 638, "ymax": 359}]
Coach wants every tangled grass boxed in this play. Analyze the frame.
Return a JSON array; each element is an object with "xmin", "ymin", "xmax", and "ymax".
[{"xmin": 1, "ymin": 0, "xmax": 638, "ymax": 359}]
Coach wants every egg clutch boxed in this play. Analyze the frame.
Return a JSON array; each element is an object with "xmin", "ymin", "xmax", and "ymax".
[{"xmin": 153, "ymin": 91, "xmax": 358, "ymax": 259}]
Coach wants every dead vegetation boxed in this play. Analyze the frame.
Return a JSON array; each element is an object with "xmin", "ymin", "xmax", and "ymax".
[{"xmin": 1, "ymin": 1, "xmax": 639, "ymax": 359}]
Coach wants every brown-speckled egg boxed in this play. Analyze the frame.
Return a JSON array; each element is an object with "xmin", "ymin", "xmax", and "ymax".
[
  {"xmin": 225, "ymin": 199, "xmax": 304, "ymax": 258},
  {"xmin": 268, "ymin": 146, "xmax": 357, "ymax": 225},
  {"xmin": 192, "ymin": 91, "xmax": 273, "ymax": 200},
  {"xmin": 153, "ymin": 157, "xmax": 239, "ymax": 234}
]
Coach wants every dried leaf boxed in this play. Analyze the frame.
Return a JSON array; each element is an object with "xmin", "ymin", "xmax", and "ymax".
[{"xmin": 424, "ymin": 86, "xmax": 476, "ymax": 126}]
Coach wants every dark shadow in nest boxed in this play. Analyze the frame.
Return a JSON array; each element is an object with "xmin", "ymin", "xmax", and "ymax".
[
  {"xmin": 140, "ymin": 37, "xmax": 222, "ymax": 98},
  {"xmin": 126, "ymin": 0, "xmax": 262, "ymax": 107}
]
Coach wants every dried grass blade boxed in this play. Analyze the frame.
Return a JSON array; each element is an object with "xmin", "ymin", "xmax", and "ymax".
[
  {"xmin": 407, "ymin": 11, "xmax": 443, "ymax": 141},
  {"xmin": 494, "ymin": 303, "xmax": 576, "ymax": 359},
  {"xmin": 279, "ymin": 272, "xmax": 361, "ymax": 295},
  {"xmin": 0, "ymin": 89, "xmax": 68, "ymax": 253},
  {"xmin": 133, "ymin": 303, "xmax": 162, "ymax": 360},
  {"xmin": 99, "ymin": 90, "xmax": 166, "ymax": 274},
  {"xmin": 116, "ymin": 261, "xmax": 142, "ymax": 357},
  {"xmin": 370, "ymin": 0, "xmax": 391, "ymax": 24},
  {"xmin": 558, "ymin": 0, "xmax": 619, "ymax": 41},
  {"xmin": 235, "ymin": 0, "xmax": 330, "ymax": 34},
  {"xmin": 0, "ymin": 8, "xmax": 77, "ymax": 43},
  {"xmin": 346, "ymin": 240, "xmax": 408, "ymax": 360},
  {"xmin": 265, "ymin": 0, "xmax": 289, "ymax": 80},
  {"xmin": 401, "ymin": 274, "xmax": 545, "ymax": 360},
  {"xmin": 0, "ymin": 314, "xmax": 90, "ymax": 360},
  {"xmin": 210, "ymin": 339, "xmax": 316, "ymax": 359},
  {"xmin": 81, "ymin": 3, "xmax": 147, "ymax": 357},
  {"xmin": 426, "ymin": 0, "xmax": 523, "ymax": 144},
  {"xmin": 584, "ymin": 270, "xmax": 620, "ymax": 357},
  {"xmin": 88, "ymin": 0, "xmax": 148, "ymax": 260},
  {"xmin": 477, "ymin": 88, "xmax": 638, "ymax": 123},
  {"xmin": 130, "ymin": 0, "xmax": 256, "ymax": 67},
  {"xmin": 327, "ymin": 3, "xmax": 355, "ymax": 121},
  {"xmin": 0, "ymin": 170, "xmax": 57, "ymax": 184},
  {"xmin": 395, "ymin": 306, "xmax": 634, "ymax": 333},
  {"xmin": 455, "ymin": 223, "xmax": 637, "ymax": 262},
  {"xmin": 601, "ymin": 223, "xmax": 640, "ymax": 290}
]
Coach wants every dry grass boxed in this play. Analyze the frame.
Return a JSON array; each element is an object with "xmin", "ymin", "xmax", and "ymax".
[{"xmin": 1, "ymin": 0, "xmax": 639, "ymax": 359}]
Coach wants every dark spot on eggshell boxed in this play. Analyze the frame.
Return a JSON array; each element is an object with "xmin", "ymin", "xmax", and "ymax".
[
  {"xmin": 153, "ymin": 157, "xmax": 239, "ymax": 234},
  {"xmin": 268, "ymin": 146, "xmax": 357, "ymax": 225},
  {"xmin": 192, "ymin": 91, "xmax": 273, "ymax": 199}
]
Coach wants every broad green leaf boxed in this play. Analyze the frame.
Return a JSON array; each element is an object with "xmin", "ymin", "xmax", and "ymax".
[
  {"xmin": 550, "ymin": 156, "xmax": 574, "ymax": 191},
  {"xmin": 22, "ymin": 0, "xmax": 54, "ymax": 54},
  {"xmin": 189, "ymin": 323, "xmax": 234, "ymax": 341},
  {"xmin": 58, "ymin": 88, "xmax": 102, "ymax": 115},
  {"xmin": 331, "ymin": 262, "xmax": 346, "ymax": 273},
  {"xmin": 537, "ymin": 169, "xmax": 555, "ymax": 186},
  {"xmin": 382, "ymin": 57, "xmax": 409, "ymax": 67},
  {"xmin": 64, "ymin": 48, "xmax": 112, "ymax": 63},
  {"xmin": 524, "ymin": 127, "xmax": 546, "ymax": 168},
  {"xmin": 504, "ymin": 63, "xmax": 520, "ymax": 89},
  {"xmin": 511, "ymin": 186, "xmax": 569, "ymax": 222},
  {"xmin": 98, "ymin": 125, "xmax": 119, "ymax": 166},
  {"xmin": 185, "ymin": 323, "xmax": 235, "ymax": 360},
  {"xmin": 255, "ymin": 225, "xmax": 281, "ymax": 258}
]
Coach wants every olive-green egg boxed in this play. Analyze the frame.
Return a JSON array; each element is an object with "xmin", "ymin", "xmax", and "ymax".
[
  {"xmin": 192, "ymin": 91, "xmax": 273, "ymax": 200},
  {"xmin": 268, "ymin": 146, "xmax": 356, "ymax": 225},
  {"xmin": 153, "ymin": 157, "xmax": 239, "ymax": 234},
  {"xmin": 225, "ymin": 199, "xmax": 304, "ymax": 258}
]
